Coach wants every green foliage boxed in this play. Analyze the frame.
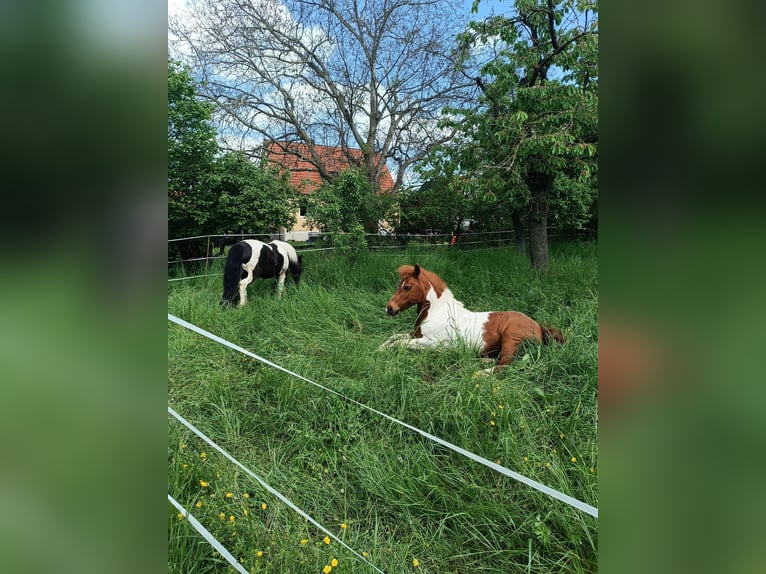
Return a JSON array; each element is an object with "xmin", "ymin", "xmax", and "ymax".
[
  {"xmin": 168, "ymin": 243, "xmax": 598, "ymax": 573},
  {"xmin": 168, "ymin": 59, "xmax": 219, "ymax": 239},
  {"xmin": 304, "ymin": 169, "xmax": 390, "ymax": 260},
  {"xmin": 208, "ymin": 152, "xmax": 297, "ymax": 235},
  {"xmin": 396, "ymin": 175, "xmax": 469, "ymax": 235},
  {"xmin": 429, "ymin": 0, "xmax": 598, "ymax": 268}
]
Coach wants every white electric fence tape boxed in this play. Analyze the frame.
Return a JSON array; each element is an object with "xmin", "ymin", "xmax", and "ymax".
[
  {"xmin": 168, "ymin": 494, "xmax": 250, "ymax": 574},
  {"xmin": 168, "ymin": 313, "xmax": 598, "ymax": 518},
  {"xmin": 168, "ymin": 406, "xmax": 385, "ymax": 573}
]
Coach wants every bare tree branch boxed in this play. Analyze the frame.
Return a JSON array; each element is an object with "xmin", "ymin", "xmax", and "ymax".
[{"xmin": 170, "ymin": 0, "xmax": 475, "ymax": 192}]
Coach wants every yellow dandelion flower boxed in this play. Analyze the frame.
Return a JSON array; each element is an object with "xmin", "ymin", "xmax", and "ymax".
[
  {"xmin": 331, "ymin": 558, "xmax": 338, "ymax": 567},
  {"xmin": 177, "ymin": 513, "xmax": 184, "ymax": 520},
  {"xmin": 261, "ymin": 503, "xmax": 267, "ymax": 510},
  {"xmin": 243, "ymin": 509, "xmax": 249, "ymax": 516},
  {"xmin": 195, "ymin": 501, "xmax": 203, "ymax": 508},
  {"xmin": 413, "ymin": 558, "xmax": 420, "ymax": 567},
  {"xmin": 559, "ymin": 433, "xmax": 564, "ymax": 439},
  {"xmin": 181, "ymin": 443, "xmax": 187, "ymax": 449},
  {"xmin": 491, "ymin": 411, "xmax": 496, "ymax": 417},
  {"xmin": 300, "ymin": 539, "xmax": 308, "ymax": 545},
  {"xmin": 199, "ymin": 452, "xmax": 207, "ymax": 460},
  {"xmin": 523, "ymin": 456, "xmax": 529, "ymax": 461},
  {"xmin": 225, "ymin": 492, "xmax": 233, "ymax": 498},
  {"xmin": 545, "ymin": 462, "xmax": 551, "ymax": 468},
  {"xmin": 498, "ymin": 404, "xmax": 504, "ymax": 409},
  {"xmin": 571, "ymin": 457, "xmax": 577, "ymax": 463},
  {"xmin": 323, "ymin": 566, "xmax": 332, "ymax": 574},
  {"xmin": 199, "ymin": 480, "xmax": 209, "ymax": 487},
  {"xmin": 256, "ymin": 550, "xmax": 263, "ymax": 557},
  {"xmin": 219, "ymin": 512, "xmax": 225, "ymax": 520},
  {"xmin": 362, "ymin": 551, "xmax": 369, "ymax": 558},
  {"xmin": 243, "ymin": 493, "xmax": 250, "ymax": 499},
  {"xmin": 182, "ymin": 464, "xmax": 188, "ymax": 469},
  {"xmin": 340, "ymin": 522, "xmax": 347, "ymax": 529},
  {"xmin": 229, "ymin": 515, "xmax": 235, "ymax": 522},
  {"xmin": 490, "ymin": 420, "xmax": 495, "ymax": 426},
  {"xmin": 323, "ymin": 536, "xmax": 331, "ymax": 545}
]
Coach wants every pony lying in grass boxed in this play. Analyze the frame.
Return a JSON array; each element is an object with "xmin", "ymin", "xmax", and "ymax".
[
  {"xmin": 221, "ymin": 239, "xmax": 302, "ymax": 306},
  {"xmin": 379, "ymin": 264, "xmax": 564, "ymax": 372}
]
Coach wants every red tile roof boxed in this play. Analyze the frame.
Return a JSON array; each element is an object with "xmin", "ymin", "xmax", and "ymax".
[{"xmin": 264, "ymin": 141, "xmax": 395, "ymax": 194}]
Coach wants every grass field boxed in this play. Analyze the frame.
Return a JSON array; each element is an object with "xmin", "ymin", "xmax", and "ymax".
[{"xmin": 168, "ymin": 241, "xmax": 598, "ymax": 573}]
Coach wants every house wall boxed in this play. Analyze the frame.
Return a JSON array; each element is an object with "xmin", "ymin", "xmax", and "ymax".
[{"xmin": 283, "ymin": 209, "xmax": 319, "ymax": 242}]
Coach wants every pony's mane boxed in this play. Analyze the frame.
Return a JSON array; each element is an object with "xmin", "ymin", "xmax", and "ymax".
[{"xmin": 397, "ymin": 265, "xmax": 447, "ymax": 298}]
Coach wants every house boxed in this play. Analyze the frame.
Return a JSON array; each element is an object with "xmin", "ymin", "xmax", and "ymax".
[{"xmin": 263, "ymin": 141, "xmax": 395, "ymax": 241}]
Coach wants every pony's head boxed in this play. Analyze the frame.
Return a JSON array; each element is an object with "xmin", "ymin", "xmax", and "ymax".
[
  {"xmin": 385, "ymin": 264, "xmax": 446, "ymax": 316},
  {"xmin": 293, "ymin": 254, "xmax": 303, "ymax": 284}
]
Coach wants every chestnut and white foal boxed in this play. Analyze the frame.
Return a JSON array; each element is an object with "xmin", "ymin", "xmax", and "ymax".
[{"xmin": 379, "ymin": 264, "xmax": 564, "ymax": 372}]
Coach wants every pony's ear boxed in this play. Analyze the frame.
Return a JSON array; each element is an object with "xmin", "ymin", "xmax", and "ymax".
[{"xmin": 413, "ymin": 264, "xmax": 421, "ymax": 277}]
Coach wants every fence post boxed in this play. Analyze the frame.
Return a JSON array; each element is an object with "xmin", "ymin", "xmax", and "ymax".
[{"xmin": 206, "ymin": 236, "xmax": 211, "ymax": 274}]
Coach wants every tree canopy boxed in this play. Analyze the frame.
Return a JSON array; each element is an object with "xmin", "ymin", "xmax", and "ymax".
[
  {"xmin": 168, "ymin": 58, "xmax": 219, "ymax": 240},
  {"xmin": 425, "ymin": 0, "xmax": 598, "ymax": 269},
  {"xmin": 169, "ymin": 0, "xmax": 474, "ymax": 232},
  {"xmin": 168, "ymin": 59, "xmax": 297, "ymax": 249}
]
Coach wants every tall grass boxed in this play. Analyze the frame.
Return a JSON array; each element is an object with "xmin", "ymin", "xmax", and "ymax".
[{"xmin": 168, "ymin": 242, "xmax": 597, "ymax": 573}]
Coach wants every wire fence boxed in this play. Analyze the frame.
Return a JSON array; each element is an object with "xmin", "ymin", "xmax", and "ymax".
[
  {"xmin": 168, "ymin": 228, "xmax": 594, "ymax": 279},
  {"xmin": 168, "ymin": 406, "xmax": 384, "ymax": 573},
  {"xmin": 168, "ymin": 313, "xmax": 598, "ymax": 519},
  {"xmin": 168, "ymin": 312, "xmax": 596, "ymax": 574}
]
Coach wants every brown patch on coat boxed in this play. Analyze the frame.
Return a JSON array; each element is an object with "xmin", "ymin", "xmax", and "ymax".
[{"xmin": 481, "ymin": 311, "xmax": 564, "ymax": 369}]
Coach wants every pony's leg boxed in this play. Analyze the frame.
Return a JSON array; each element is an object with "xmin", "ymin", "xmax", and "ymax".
[
  {"xmin": 379, "ymin": 334, "xmax": 437, "ymax": 351},
  {"xmin": 494, "ymin": 337, "xmax": 523, "ymax": 371},
  {"xmin": 276, "ymin": 271, "xmax": 287, "ymax": 297},
  {"xmin": 378, "ymin": 333, "xmax": 410, "ymax": 350},
  {"xmin": 238, "ymin": 272, "xmax": 253, "ymax": 307}
]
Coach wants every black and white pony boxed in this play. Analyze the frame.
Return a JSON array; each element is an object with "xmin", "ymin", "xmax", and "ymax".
[{"xmin": 221, "ymin": 239, "xmax": 302, "ymax": 306}]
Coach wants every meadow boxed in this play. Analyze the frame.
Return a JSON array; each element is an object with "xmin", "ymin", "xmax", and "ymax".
[{"xmin": 168, "ymin": 241, "xmax": 598, "ymax": 573}]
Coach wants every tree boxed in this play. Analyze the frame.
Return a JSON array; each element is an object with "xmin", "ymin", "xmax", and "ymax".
[
  {"xmin": 168, "ymin": 58, "xmax": 219, "ymax": 241},
  {"xmin": 302, "ymin": 168, "xmax": 385, "ymax": 260},
  {"xmin": 208, "ymin": 151, "xmax": 298, "ymax": 236},
  {"xmin": 442, "ymin": 0, "xmax": 598, "ymax": 269},
  {"xmin": 396, "ymin": 176, "xmax": 469, "ymax": 236},
  {"xmin": 169, "ymin": 0, "xmax": 473, "ymax": 232}
]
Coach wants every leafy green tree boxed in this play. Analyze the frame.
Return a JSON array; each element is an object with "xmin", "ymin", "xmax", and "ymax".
[
  {"xmin": 168, "ymin": 59, "xmax": 219, "ymax": 240},
  {"xmin": 441, "ymin": 0, "xmax": 598, "ymax": 269},
  {"xmin": 303, "ymin": 169, "xmax": 387, "ymax": 260},
  {"xmin": 208, "ymin": 152, "xmax": 297, "ymax": 236},
  {"xmin": 396, "ymin": 175, "xmax": 469, "ymax": 235}
]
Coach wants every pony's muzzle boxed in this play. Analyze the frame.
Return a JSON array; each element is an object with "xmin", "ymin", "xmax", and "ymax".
[{"xmin": 386, "ymin": 304, "xmax": 399, "ymax": 316}]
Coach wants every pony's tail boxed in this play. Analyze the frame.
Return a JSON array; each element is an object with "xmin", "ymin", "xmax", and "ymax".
[
  {"xmin": 541, "ymin": 325, "xmax": 565, "ymax": 345},
  {"xmin": 221, "ymin": 243, "xmax": 246, "ymax": 306}
]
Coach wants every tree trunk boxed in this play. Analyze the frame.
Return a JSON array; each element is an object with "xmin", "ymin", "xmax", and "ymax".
[
  {"xmin": 511, "ymin": 210, "xmax": 527, "ymax": 255},
  {"xmin": 527, "ymin": 171, "xmax": 554, "ymax": 270}
]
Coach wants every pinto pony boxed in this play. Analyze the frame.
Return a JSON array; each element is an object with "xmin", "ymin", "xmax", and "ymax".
[
  {"xmin": 379, "ymin": 264, "xmax": 564, "ymax": 372},
  {"xmin": 221, "ymin": 239, "xmax": 302, "ymax": 306}
]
